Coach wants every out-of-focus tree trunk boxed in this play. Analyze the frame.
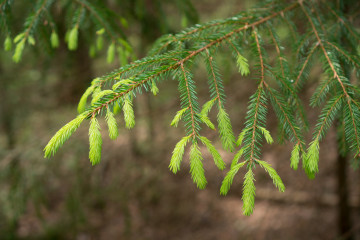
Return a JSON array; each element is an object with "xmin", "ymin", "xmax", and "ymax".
[
  {"xmin": 336, "ymin": 152, "xmax": 353, "ymax": 240},
  {"xmin": 54, "ymin": 38, "xmax": 93, "ymax": 105},
  {"xmin": 0, "ymin": 65, "xmax": 16, "ymax": 150}
]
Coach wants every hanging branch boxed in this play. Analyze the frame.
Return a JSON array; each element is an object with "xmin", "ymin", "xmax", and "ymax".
[{"xmin": 43, "ymin": 0, "xmax": 360, "ymax": 216}]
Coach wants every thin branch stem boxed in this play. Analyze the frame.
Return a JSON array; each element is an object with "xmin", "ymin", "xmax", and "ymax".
[
  {"xmin": 266, "ymin": 24, "xmax": 285, "ymax": 78},
  {"xmin": 314, "ymin": 94, "xmax": 343, "ymax": 141},
  {"xmin": 180, "ymin": 63, "xmax": 197, "ymax": 139},
  {"xmin": 294, "ymin": 42, "xmax": 319, "ymax": 87},
  {"xmin": 206, "ymin": 50, "xmax": 223, "ymax": 108}
]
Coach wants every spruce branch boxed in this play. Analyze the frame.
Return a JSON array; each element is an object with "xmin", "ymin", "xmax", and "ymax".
[
  {"xmin": 85, "ymin": 2, "xmax": 300, "ymax": 119},
  {"xmin": 205, "ymin": 50, "xmax": 235, "ymax": 151},
  {"xmin": 301, "ymin": 2, "xmax": 360, "ymax": 157},
  {"xmin": 189, "ymin": 142, "xmax": 207, "ymax": 189},
  {"xmin": 152, "ymin": 15, "xmax": 254, "ymax": 55},
  {"xmin": 12, "ymin": 0, "xmax": 53, "ymax": 62},
  {"xmin": 264, "ymin": 66, "xmax": 306, "ymax": 121},
  {"xmin": 179, "ymin": 63, "xmax": 199, "ymax": 138},
  {"xmin": 44, "ymin": 112, "xmax": 88, "ymax": 158},
  {"xmin": 266, "ymin": 24, "xmax": 287, "ymax": 78},
  {"xmin": 265, "ymin": 85, "xmax": 305, "ymax": 164},
  {"xmin": 89, "ymin": 116, "xmax": 102, "ymax": 165},
  {"xmin": 313, "ymin": 95, "xmax": 344, "ymax": 142},
  {"xmin": 76, "ymin": 0, "xmax": 125, "ymax": 42},
  {"xmin": 325, "ymin": 41, "xmax": 360, "ymax": 69},
  {"xmin": 242, "ymin": 169, "xmax": 256, "ymax": 216},
  {"xmin": 294, "ymin": 43, "xmax": 319, "ymax": 88},
  {"xmin": 43, "ymin": 0, "xmax": 360, "ymax": 216},
  {"xmin": 324, "ymin": 2, "xmax": 360, "ymax": 42}
]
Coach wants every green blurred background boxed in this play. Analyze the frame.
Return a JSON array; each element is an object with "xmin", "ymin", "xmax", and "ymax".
[{"xmin": 1, "ymin": 0, "xmax": 360, "ymax": 239}]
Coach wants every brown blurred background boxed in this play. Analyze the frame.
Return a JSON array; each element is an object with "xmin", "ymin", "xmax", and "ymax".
[{"xmin": 1, "ymin": 0, "xmax": 360, "ymax": 239}]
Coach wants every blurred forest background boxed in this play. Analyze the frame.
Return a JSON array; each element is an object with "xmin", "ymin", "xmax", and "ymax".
[{"xmin": 1, "ymin": 0, "xmax": 360, "ymax": 239}]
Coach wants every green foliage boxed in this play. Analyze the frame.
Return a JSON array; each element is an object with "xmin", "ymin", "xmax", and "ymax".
[
  {"xmin": 258, "ymin": 127, "xmax": 274, "ymax": 145},
  {"xmin": 241, "ymin": 87, "xmax": 268, "ymax": 163},
  {"xmin": 257, "ymin": 160, "xmax": 285, "ymax": 192},
  {"xmin": 107, "ymin": 42, "xmax": 115, "ymax": 63},
  {"xmin": 217, "ymin": 107, "xmax": 235, "ymax": 152},
  {"xmin": 199, "ymin": 114, "xmax": 215, "ymax": 130},
  {"xmin": 44, "ymin": 113, "xmax": 87, "ymax": 158},
  {"xmin": 236, "ymin": 128, "xmax": 248, "ymax": 147},
  {"xmin": 220, "ymin": 160, "xmax": 247, "ymax": 195},
  {"xmin": 78, "ymin": 85, "xmax": 96, "ymax": 113},
  {"xmin": 242, "ymin": 169, "xmax": 256, "ymax": 216},
  {"xmin": 236, "ymin": 54, "xmax": 250, "ymax": 76},
  {"xmin": 123, "ymin": 98, "xmax": 135, "ymax": 129},
  {"xmin": 304, "ymin": 140, "xmax": 320, "ymax": 176},
  {"xmin": 4, "ymin": 35, "xmax": 12, "ymax": 51},
  {"xmin": 105, "ymin": 107, "xmax": 119, "ymax": 140},
  {"xmin": 50, "ymin": 31, "xmax": 59, "ymax": 48},
  {"xmin": 231, "ymin": 147, "xmax": 245, "ymax": 168},
  {"xmin": 189, "ymin": 142, "xmax": 207, "ymax": 189},
  {"xmin": 43, "ymin": 0, "xmax": 360, "ymax": 216},
  {"xmin": 200, "ymin": 98, "xmax": 216, "ymax": 116},
  {"xmin": 68, "ymin": 27, "xmax": 79, "ymax": 51},
  {"xmin": 151, "ymin": 80, "xmax": 159, "ymax": 96},
  {"xmin": 203, "ymin": 51, "xmax": 236, "ymax": 151},
  {"xmin": 112, "ymin": 78, "xmax": 134, "ymax": 90},
  {"xmin": 171, "ymin": 108, "xmax": 187, "ymax": 127},
  {"xmin": 89, "ymin": 117, "xmax": 102, "ymax": 165},
  {"xmin": 169, "ymin": 136, "xmax": 191, "ymax": 173},
  {"xmin": 313, "ymin": 95, "xmax": 344, "ymax": 142},
  {"xmin": 12, "ymin": 38, "xmax": 25, "ymax": 63},
  {"xmin": 1, "ymin": 0, "xmax": 138, "ymax": 63},
  {"xmin": 91, "ymin": 90, "xmax": 114, "ymax": 106},
  {"xmin": 199, "ymin": 136, "xmax": 225, "ymax": 170},
  {"xmin": 290, "ymin": 143, "xmax": 300, "ymax": 170}
]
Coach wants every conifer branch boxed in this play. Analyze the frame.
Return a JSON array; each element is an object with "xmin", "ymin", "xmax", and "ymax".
[
  {"xmin": 313, "ymin": 94, "xmax": 344, "ymax": 142},
  {"xmin": 281, "ymin": 14, "xmax": 297, "ymax": 41},
  {"xmin": 265, "ymin": 66, "xmax": 308, "ymax": 128},
  {"xmin": 253, "ymin": 28, "xmax": 265, "ymax": 84},
  {"xmin": 180, "ymin": 63, "xmax": 198, "ymax": 138},
  {"xmin": 301, "ymin": 3, "xmax": 360, "ymax": 155},
  {"xmin": 154, "ymin": 16, "xmax": 253, "ymax": 55},
  {"xmin": 205, "ymin": 51, "xmax": 223, "ymax": 108},
  {"xmin": 245, "ymin": 85, "xmax": 266, "ymax": 164},
  {"xmin": 324, "ymin": 2, "xmax": 360, "ymax": 42},
  {"xmin": 76, "ymin": 0, "xmax": 122, "ymax": 42},
  {"xmin": 43, "ymin": 0, "xmax": 360, "ymax": 216},
  {"xmin": 294, "ymin": 42, "xmax": 319, "ymax": 87},
  {"xmin": 98, "ymin": 53, "xmax": 179, "ymax": 87},
  {"xmin": 267, "ymin": 25, "xmax": 285, "ymax": 78},
  {"xmin": 301, "ymin": 3, "xmax": 348, "ymax": 96},
  {"xmin": 264, "ymin": 84, "xmax": 305, "ymax": 153},
  {"xmin": 313, "ymin": 6, "xmax": 327, "ymax": 35},
  {"xmin": 22, "ymin": 0, "xmax": 50, "ymax": 40},
  {"xmin": 204, "ymin": 50, "xmax": 235, "ymax": 150},
  {"xmin": 244, "ymin": 28, "xmax": 267, "ymax": 164},
  {"xmin": 88, "ymin": 2, "xmax": 300, "ymax": 119},
  {"xmin": 311, "ymin": 76, "xmax": 335, "ymax": 107},
  {"xmin": 295, "ymin": 31, "xmax": 313, "ymax": 58},
  {"xmin": 324, "ymin": 41, "xmax": 360, "ymax": 69}
]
